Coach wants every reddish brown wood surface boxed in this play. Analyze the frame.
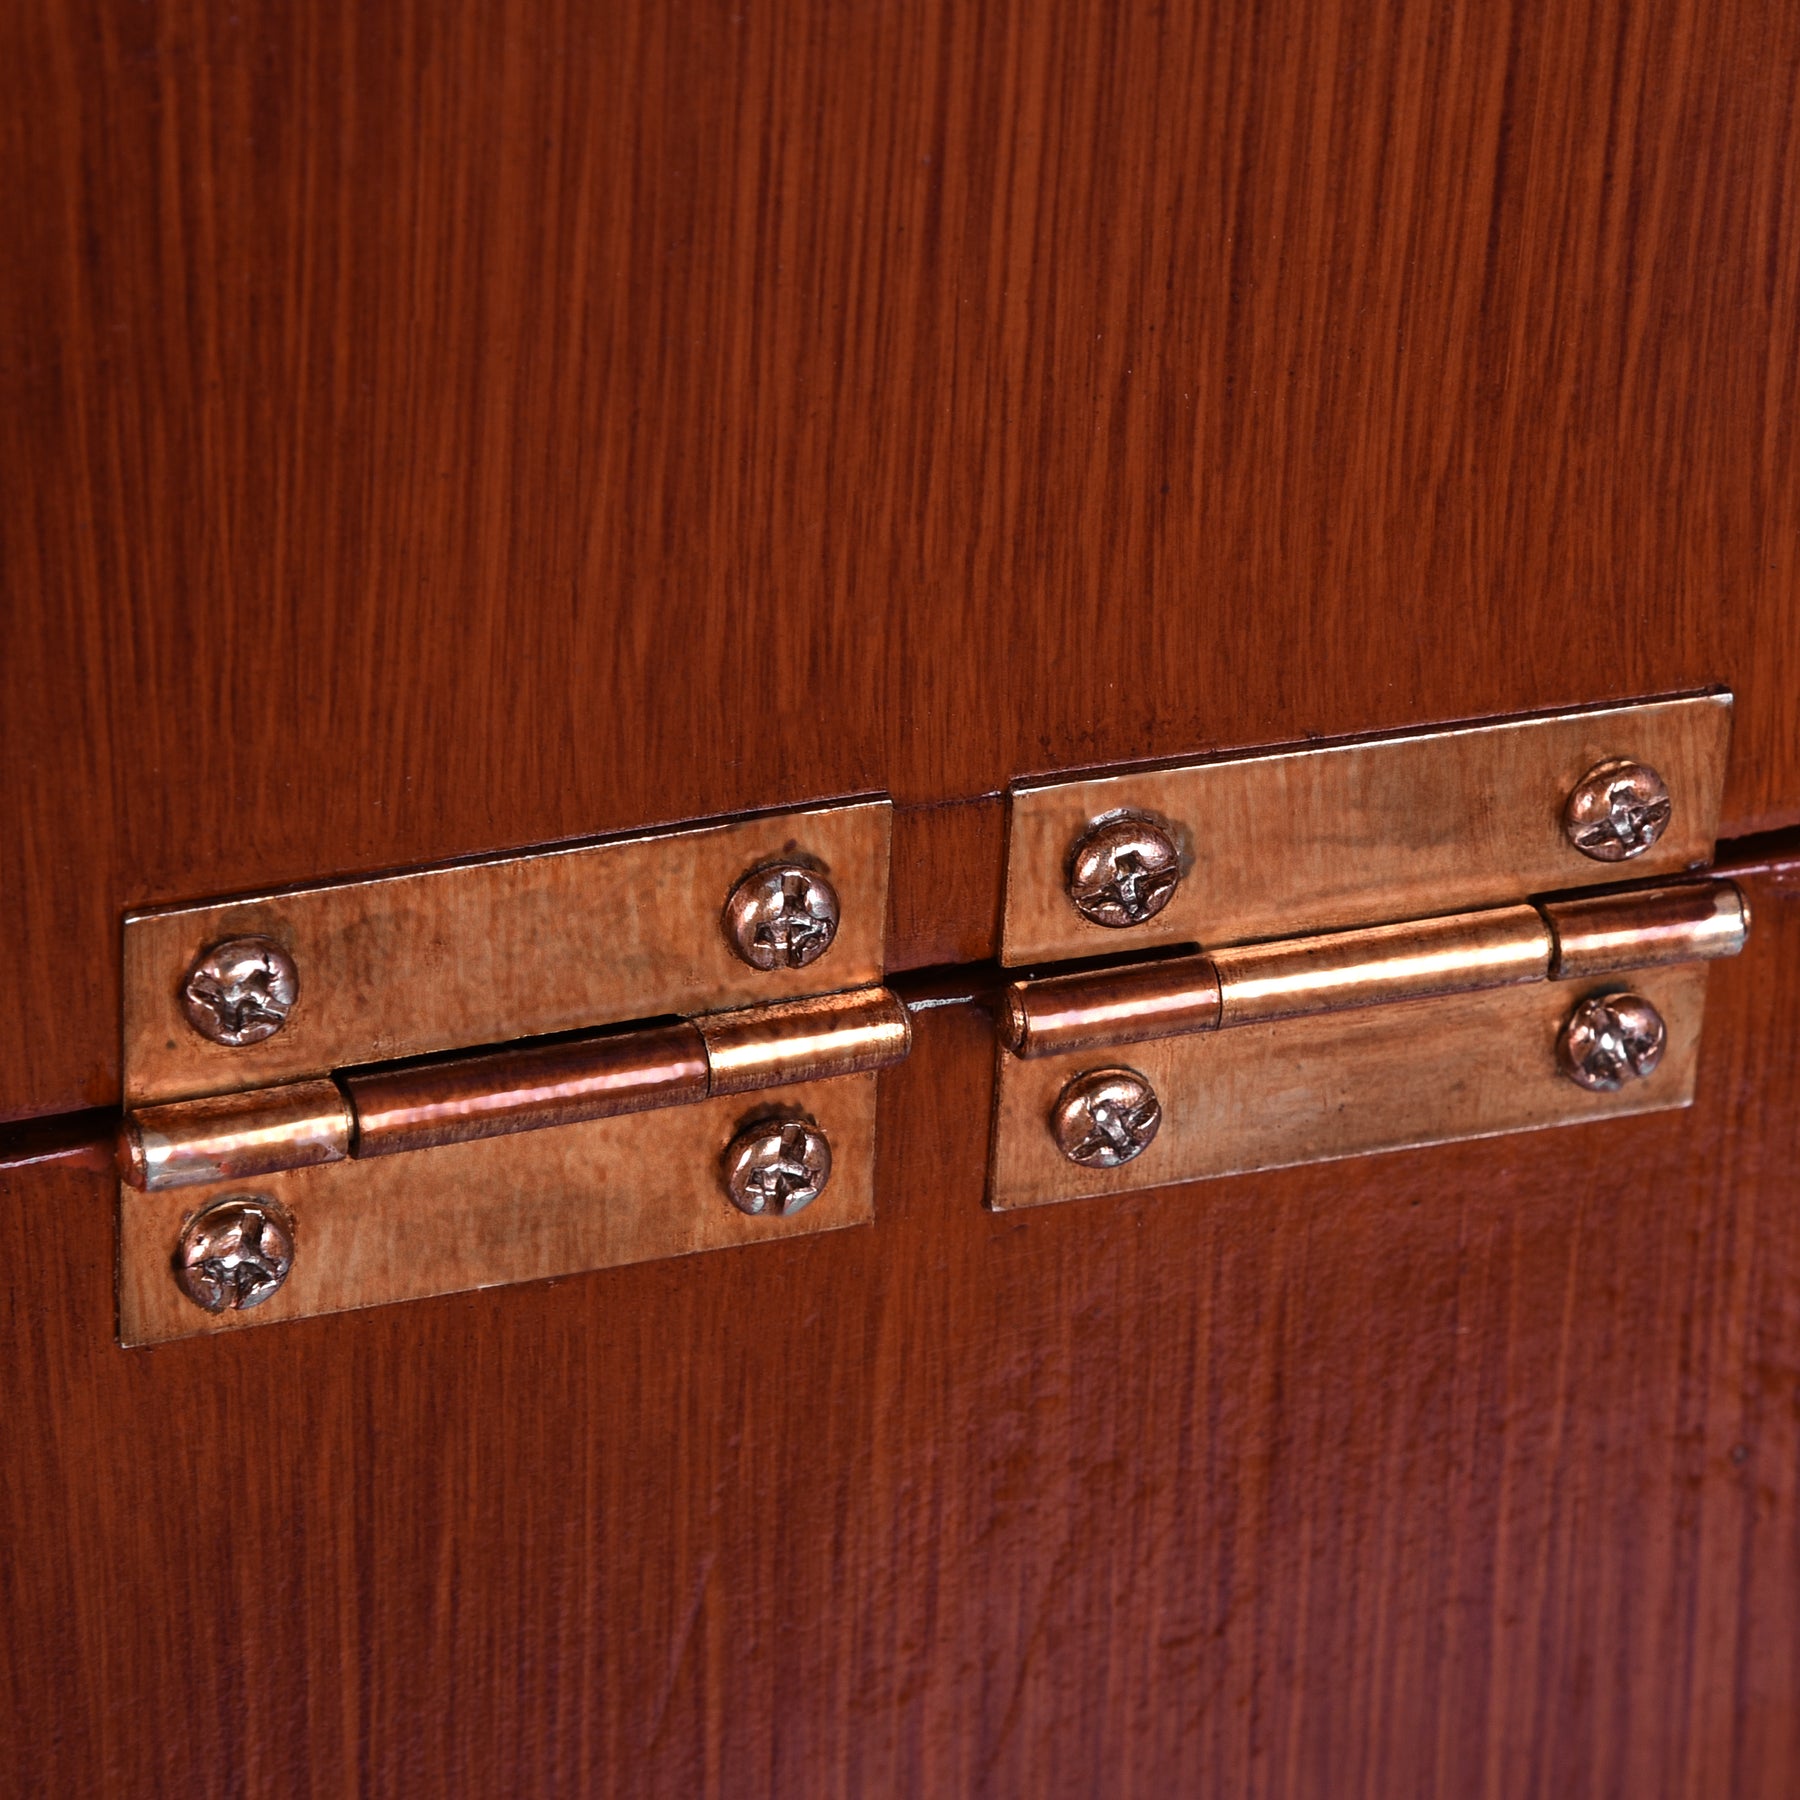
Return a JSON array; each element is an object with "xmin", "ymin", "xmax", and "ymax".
[
  {"xmin": 4, "ymin": 0, "xmax": 1800, "ymax": 1119},
  {"xmin": 2, "ymin": 863, "xmax": 1796, "ymax": 1795},
  {"xmin": 4, "ymin": 0, "xmax": 1799, "ymax": 1788}
]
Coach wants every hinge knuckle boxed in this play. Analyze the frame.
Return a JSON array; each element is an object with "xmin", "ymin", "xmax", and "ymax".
[
  {"xmin": 1539, "ymin": 878, "xmax": 1748, "ymax": 980},
  {"xmin": 121, "ymin": 1081, "xmax": 352, "ymax": 1193},
  {"xmin": 1000, "ymin": 882, "xmax": 1746, "ymax": 1066},
  {"xmin": 698, "ymin": 989, "xmax": 912, "ymax": 1097},
  {"xmin": 343, "ymin": 1023, "xmax": 712, "ymax": 1160}
]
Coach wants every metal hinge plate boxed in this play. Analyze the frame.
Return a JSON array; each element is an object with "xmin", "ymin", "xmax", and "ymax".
[
  {"xmin": 124, "ymin": 798, "xmax": 892, "ymax": 1105},
  {"xmin": 1000, "ymin": 692, "xmax": 1730, "ymax": 965},
  {"xmin": 992, "ymin": 963, "xmax": 1710, "ymax": 1208},
  {"xmin": 122, "ymin": 1071, "xmax": 881, "ymax": 1344},
  {"xmin": 989, "ymin": 696, "xmax": 1742, "ymax": 1207},
  {"xmin": 117, "ymin": 799, "xmax": 903, "ymax": 1343}
]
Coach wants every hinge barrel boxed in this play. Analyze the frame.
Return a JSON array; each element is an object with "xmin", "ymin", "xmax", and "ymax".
[
  {"xmin": 1003, "ymin": 879, "xmax": 1748, "ymax": 1059},
  {"xmin": 698, "ymin": 989, "xmax": 912, "ymax": 1095},
  {"xmin": 1539, "ymin": 880, "xmax": 1749, "ymax": 979},
  {"xmin": 1211, "ymin": 904, "xmax": 1551, "ymax": 1028},
  {"xmin": 346, "ymin": 1024, "xmax": 710, "ymax": 1158},
  {"xmin": 119, "ymin": 1080, "xmax": 354, "ymax": 1192},
  {"xmin": 122, "ymin": 988, "xmax": 911, "ymax": 1191}
]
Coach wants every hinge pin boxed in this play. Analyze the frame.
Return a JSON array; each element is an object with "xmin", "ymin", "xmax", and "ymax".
[
  {"xmin": 121, "ymin": 988, "xmax": 909, "ymax": 1192},
  {"xmin": 1006, "ymin": 879, "xmax": 1746, "ymax": 1060}
]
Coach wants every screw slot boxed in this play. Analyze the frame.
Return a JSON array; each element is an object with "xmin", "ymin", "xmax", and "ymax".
[
  {"xmin": 1558, "ymin": 992, "xmax": 1667, "ymax": 1091},
  {"xmin": 722, "ymin": 1116, "xmax": 834, "ymax": 1216},
  {"xmin": 180, "ymin": 937, "xmax": 299, "ymax": 1046},
  {"xmin": 174, "ymin": 1195, "xmax": 296, "ymax": 1313},
  {"xmin": 1066, "ymin": 815, "xmax": 1182, "ymax": 928},
  {"xmin": 1050, "ymin": 1067, "xmax": 1163, "ymax": 1167},
  {"xmin": 1563, "ymin": 759, "xmax": 1672, "ymax": 862},
  {"xmin": 722, "ymin": 864, "xmax": 841, "ymax": 971}
]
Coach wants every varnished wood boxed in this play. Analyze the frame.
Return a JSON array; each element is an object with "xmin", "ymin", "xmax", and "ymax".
[
  {"xmin": 4, "ymin": 0, "xmax": 1799, "ymax": 1119},
  {"xmin": 4, "ymin": 0, "xmax": 1799, "ymax": 1787},
  {"xmin": 3, "ymin": 866, "xmax": 1797, "ymax": 1792}
]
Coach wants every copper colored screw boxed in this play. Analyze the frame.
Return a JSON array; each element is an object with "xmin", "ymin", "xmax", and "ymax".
[
  {"xmin": 174, "ymin": 1195, "xmax": 296, "ymax": 1313},
  {"xmin": 1563, "ymin": 759, "xmax": 1673, "ymax": 863},
  {"xmin": 1049, "ymin": 1067, "xmax": 1163, "ymax": 1167},
  {"xmin": 180, "ymin": 937, "xmax": 299, "ymax": 1046},
  {"xmin": 722, "ymin": 864, "xmax": 841, "ymax": 971},
  {"xmin": 722, "ymin": 1117, "xmax": 833, "ymax": 1216},
  {"xmin": 1558, "ymin": 992, "xmax": 1667, "ymax": 1091},
  {"xmin": 1066, "ymin": 815, "xmax": 1182, "ymax": 928}
]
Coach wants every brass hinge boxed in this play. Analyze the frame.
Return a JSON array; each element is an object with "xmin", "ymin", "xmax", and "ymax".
[
  {"xmin": 116, "ymin": 798, "xmax": 907, "ymax": 1344},
  {"xmin": 1001, "ymin": 882, "xmax": 1746, "ymax": 1058},
  {"xmin": 990, "ymin": 694, "xmax": 1747, "ymax": 1208},
  {"xmin": 120, "ymin": 987, "xmax": 910, "ymax": 1192}
]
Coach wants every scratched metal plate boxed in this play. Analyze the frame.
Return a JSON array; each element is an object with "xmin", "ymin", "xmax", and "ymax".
[
  {"xmin": 124, "ymin": 798, "xmax": 891, "ymax": 1106},
  {"xmin": 1001, "ymin": 693, "xmax": 1731, "ymax": 966},
  {"xmin": 120, "ymin": 1073, "xmax": 877, "ymax": 1344},
  {"xmin": 989, "ymin": 963, "xmax": 1709, "ymax": 1209}
]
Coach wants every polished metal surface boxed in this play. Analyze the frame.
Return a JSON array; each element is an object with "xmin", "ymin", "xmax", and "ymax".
[
  {"xmin": 1211, "ymin": 905, "xmax": 1553, "ymax": 1026},
  {"xmin": 1065, "ymin": 815, "xmax": 1182, "ymax": 928},
  {"xmin": 1563, "ymin": 759, "xmax": 1673, "ymax": 862},
  {"xmin": 1004, "ymin": 955, "xmax": 1221, "ymax": 1058},
  {"xmin": 721, "ymin": 1116, "xmax": 834, "ymax": 1216},
  {"xmin": 180, "ymin": 937, "xmax": 299, "ymax": 1046},
  {"xmin": 722, "ymin": 863, "xmax": 841, "ymax": 970},
  {"xmin": 991, "ymin": 964, "xmax": 1709, "ymax": 1208},
  {"xmin": 120, "ymin": 1080, "xmax": 352, "ymax": 1192},
  {"xmin": 121, "ymin": 1074, "xmax": 879, "ymax": 1344},
  {"xmin": 698, "ymin": 988, "xmax": 911, "ymax": 1096},
  {"xmin": 1557, "ymin": 992, "xmax": 1667, "ymax": 1091},
  {"xmin": 125, "ymin": 798, "xmax": 891, "ymax": 1106},
  {"xmin": 346, "ymin": 1024, "xmax": 710, "ymax": 1157},
  {"xmin": 1000, "ymin": 880, "xmax": 1746, "ymax": 1067},
  {"xmin": 115, "ymin": 986, "xmax": 909, "ymax": 1194},
  {"xmin": 1541, "ymin": 879, "xmax": 1748, "ymax": 979},
  {"xmin": 1048, "ymin": 1068, "xmax": 1163, "ymax": 1168},
  {"xmin": 174, "ymin": 1195, "xmax": 296, "ymax": 1313},
  {"xmin": 1002, "ymin": 693, "xmax": 1732, "ymax": 966}
]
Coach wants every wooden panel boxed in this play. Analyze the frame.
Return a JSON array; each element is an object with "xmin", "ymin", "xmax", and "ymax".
[
  {"xmin": 1, "ymin": 862, "xmax": 1797, "ymax": 1794},
  {"xmin": 5, "ymin": 0, "xmax": 1800, "ymax": 1118}
]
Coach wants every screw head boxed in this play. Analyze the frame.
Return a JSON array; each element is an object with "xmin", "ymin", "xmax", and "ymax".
[
  {"xmin": 180, "ymin": 936, "xmax": 299, "ymax": 1046},
  {"xmin": 1067, "ymin": 815, "xmax": 1182, "ymax": 928},
  {"xmin": 1564, "ymin": 759, "xmax": 1673, "ymax": 862},
  {"xmin": 174, "ymin": 1195, "xmax": 296, "ymax": 1313},
  {"xmin": 723, "ymin": 864, "xmax": 841, "ymax": 971},
  {"xmin": 722, "ymin": 1116, "xmax": 833, "ymax": 1216},
  {"xmin": 1050, "ymin": 1067, "xmax": 1163, "ymax": 1167},
  {"xmin": 1558, "ymin": 992, "xmax": 1667, "ymax": 1091}
]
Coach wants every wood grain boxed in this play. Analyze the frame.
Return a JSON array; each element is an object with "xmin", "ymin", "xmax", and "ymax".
[
  {"xmin": 1, "ymin": 863, "xmax": 1795, "ymax": 1794},
  {"xmin": 4, "ymin": 0, "xmax": 1799, "ymax": 1118}
]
